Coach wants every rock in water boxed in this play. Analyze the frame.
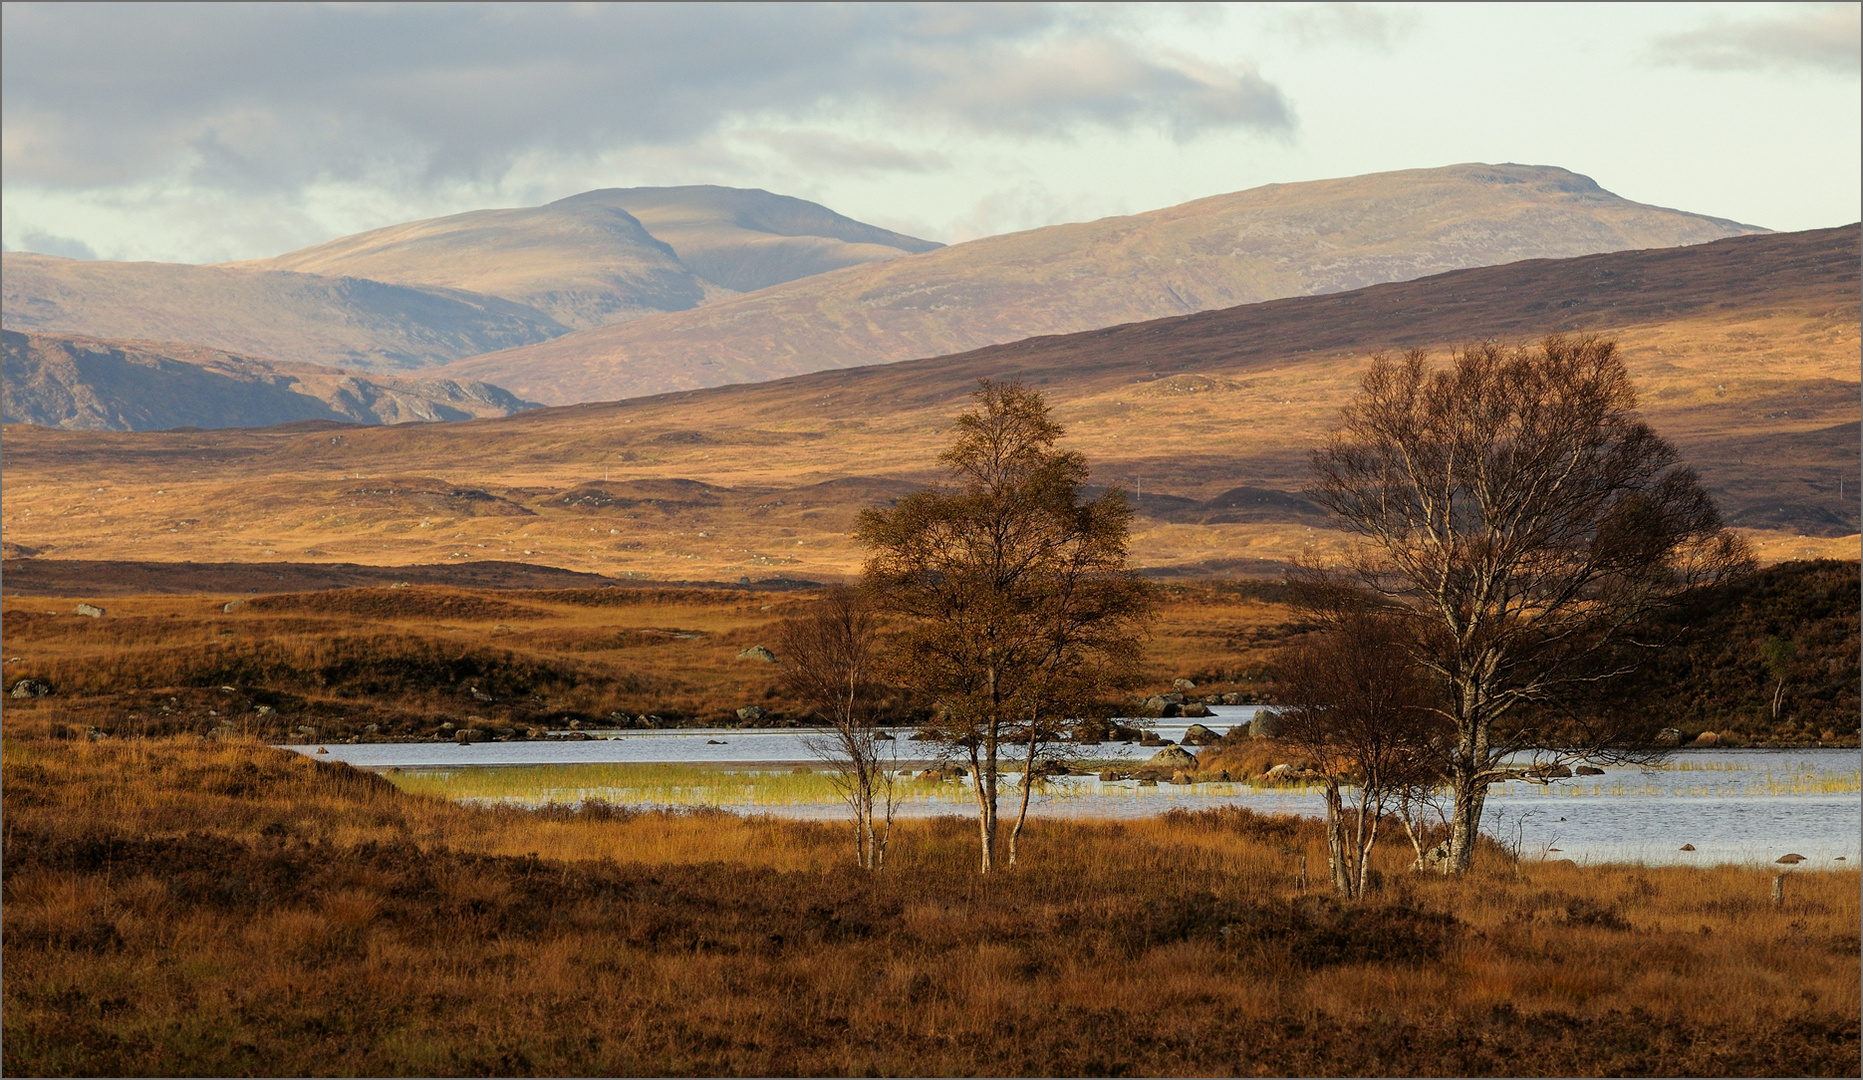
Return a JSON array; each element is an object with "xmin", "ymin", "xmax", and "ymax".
[
  {"xmin": 1181, "ymin": 723, "xmax": 1221, "ymax": 746},
  {"xmin": 1144, "ymin": 745, "xmax": 1198, "ymax": 770},
  {"xmin": 1776, "ymin": 853, "xmax": 1806, "ymax": 864}
]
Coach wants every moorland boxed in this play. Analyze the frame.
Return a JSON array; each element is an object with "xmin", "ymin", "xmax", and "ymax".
[{"xmin": 2, "ymin": 734, "xmax": 1857, "ymax": 1077}]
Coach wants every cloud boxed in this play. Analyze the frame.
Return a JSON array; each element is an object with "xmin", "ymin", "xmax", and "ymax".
[
  {"xmin": 11, "ymin": 228, "xmax": 98, "ymax": 260},
  {"xmin": 1652, "ymin": 3, "xmax": 1860, "ymax": 74},
  {"xmin": 1262, "ymin": 3, "xmax": 1421, "ymax": 51},
  {"xmin": 0, "ymin": 3, "xmax": 1293, "ymax": 199}
]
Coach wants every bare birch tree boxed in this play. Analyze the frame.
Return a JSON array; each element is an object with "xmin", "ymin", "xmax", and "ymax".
[
  {"xmin": 858, "ymin": 380, "xmax": 1151, "ymax": 873},
  {"xmin": 1271, "ymin": 606, "xmax": 1447, "ymax": 897},
  {"xmin": 1309, "ymin": 336, "xmax": 1752, "ymax": 873},
  {"xmin": 778, "ymin": 588, "xmax": 896, "ymax": 871}
]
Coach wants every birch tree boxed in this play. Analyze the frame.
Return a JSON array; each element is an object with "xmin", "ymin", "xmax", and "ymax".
[
  {"xmin": 1309, "ymin": 336, "xmax": 1751, "ymax": 873},
  {"xmin": 858, "ymin": 380, "xmax": 1151, "ymax": 873},
  {"xmin": 778, "ymin": 588, "xmax": 895, "ymax": 871}
]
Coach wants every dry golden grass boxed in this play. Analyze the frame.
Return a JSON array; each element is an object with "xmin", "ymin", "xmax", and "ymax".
[
  {"xmin": 3, "ymin": 735, "xmax": 1857, "ymax": 1076},
  {"xmin": 0, "ymin": 581, "xmax": 1293, "ymax": 737}
]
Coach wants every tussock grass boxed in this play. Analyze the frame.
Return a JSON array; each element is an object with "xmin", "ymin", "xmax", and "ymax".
[{"xmin": 3, "ymin": 735, "xmax": 1857, "ymax": 1076}]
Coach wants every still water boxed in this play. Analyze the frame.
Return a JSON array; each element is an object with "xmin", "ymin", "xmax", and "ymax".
[{"xmin": 284, "ymin": 707, "xmax": 1860, "ymax": 867}]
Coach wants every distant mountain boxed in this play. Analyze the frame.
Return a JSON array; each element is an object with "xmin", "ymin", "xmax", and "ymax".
[
  {"xmin": 0, "ymin": 188, "xmax": 940, "ymax": 377},
  {"xmin": 2, "ymin": 330, "xmax": 538, "ymax": 431},
  {"xmin": 0, "ymin": 255, "xmax": 570, "ymax": 373},
  {"xmin": 249, "ymin": 186, "xmax": 941, "ymax": 330},
  {"xmin": 435, "ymin": 163, "xmax": 1769, "ymax": 404}
]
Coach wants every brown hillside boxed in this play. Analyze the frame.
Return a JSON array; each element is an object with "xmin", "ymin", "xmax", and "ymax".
[
  {"xmin": 437, "ymin": 163, "xmax": 1766, "ymax": 404},
  {"xmin": 2, "ymin": 227, "xmax": 1854, "ymax": 581},
  {"xmin": 2, "ymin": 330, "xmax": 537, "ymax": 431}
]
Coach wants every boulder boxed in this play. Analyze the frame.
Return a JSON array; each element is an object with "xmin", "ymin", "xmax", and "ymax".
[
  {"xmin": 1692, "ymin": 731, "xmax": 1719, "ymax": 747},
  {"xmin": 1263, "ymin": 763, "xmax": 1299, "ymax": 782},
  {"xmin": 1220, "ymin": 693, "xmax": 1243, "ymax": 706},
  {"xmin": 75, "ymin": 603, "xmax": 105, "ymax": 618},
  {"xmin": 737, "ymin": 646, "xmax": 778, "ymax": 663},
  {"xmin": 1172, "ymin": 678, "xmax": 1197, "ymax": 691},
  {"xmin": 736, "ymin": 705, "xmax": 768, "ymax": 722},
  {"xmin": 1144, "ymin": 745, "xmax": 1199, "ymax": 771},
  {"xmin": 1575, "ymin": 765, "xmax": 1605, "ymax": 776},
  {"xmin": 1142, "ymin": 695, "xmax": 1171, "ymax": 713},
  {"xmin": 1181, "ymin": 702, "xmax": 1213, "ymax": 719},
  {"xmin": 295, "ymin": 725, "xmax": 319, "ymax": 738},
  {"xmin": 1657, "ymin": 728, "xmax": 1683, "ymax": 746},
  {"xmin": 223, "ymin": 600, "xmax": 245, "ymax": 613},
  {"xmin": 9, "ymin": 679, "xmax": 51, "ymax": 699},
  {"xmin": 439, "ymin": 721, "xmax": 457, "ymax": 732},
  {"xmin": 1251, "ymin": 711, "xmax": 1285, "ymax": 738},
  {"xmin": 1181, "ymin": 724, "xmax": 1222, "ymax": 746},
  {"xmin": 1098, "ymin": 769, "xmax": 1122, "ymax": 782},
  {"xmin": 363, "ymin": 723, "xmax": 380, "ymax": 734},
  {"xmin": 455, "ymin": 728, "xmax": 487, "ymax": 745}
]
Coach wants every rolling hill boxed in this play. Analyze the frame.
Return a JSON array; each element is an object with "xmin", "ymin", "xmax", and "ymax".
[
  {"xmin": 3, "ymin": 226, "xmax": 1852, "ymax": 583},
  {"xmin": 435, "ymin": 163, "xmax": 1769, "ymax": 404},
  {"xmin": 250, "ymin": 186, "xmax": 941, "ymax": 330},
  {"xmin": 2, "ymin": 330, "xmax": 537, "ymax": 431}
]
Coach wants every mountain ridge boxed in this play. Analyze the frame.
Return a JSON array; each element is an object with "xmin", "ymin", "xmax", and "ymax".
[
  {"xmin": 2, "ymin": 329, "xmax": 539, "ymax": 431},
  {"xmin": 433, "ymin": 163, "xmax": 1769, "ymax": 404}
]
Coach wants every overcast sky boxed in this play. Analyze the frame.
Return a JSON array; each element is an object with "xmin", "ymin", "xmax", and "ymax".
[{"xmin": 3, "ymin": 2, "xmax": 1857, "ymax": 263}]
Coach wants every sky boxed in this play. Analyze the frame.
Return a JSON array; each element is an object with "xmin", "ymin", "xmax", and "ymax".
[{"xmin": 2, "ymin": 2, "xmax": 1858, "ymax": 264}]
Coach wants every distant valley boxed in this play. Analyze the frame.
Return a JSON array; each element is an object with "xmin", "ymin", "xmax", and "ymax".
[{"xmin": 2, "ymin": 330, "xmax": 538, "ymax": 432}]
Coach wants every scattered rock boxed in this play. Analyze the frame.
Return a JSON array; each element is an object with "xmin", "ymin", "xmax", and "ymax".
[
  {"xmin": 9, "ymin": 679, "xmax": 51, "ymax": 699},
  {"xmin": 75, "ymin": 603, "xmax": 105, "ymax": 618},
  {"xmin": 1220, "ymin": 692, "xmax": 1243, "ymax": 706},
  {"xmin": 254, "ymin": 705, "xmax": 274, "ymax": 715},
  {"xmin": 1680, "ymin": 844, "xmax": 1696, "ymax": 851},
  {"xmin": 1181, "ymin": 723, "xmax": 1222, "ymax": 746},
  {"xmin": 1776, "ymin": 853, "xmax": 1806, "ymax": 865},
  {"xmin": 1692, "ymin": 731, "xmax": 1719, "ymax": 747},
  {"xmin": 738, "ymin": 646, "xmax": 778, "ymax": 663},
  {"xmin": 363, "ymin": 723, "xmax": 379, "ymax": 734},
  {"xmin": 736, "ymin": 705, "xmax": 768, "ymax": 722},
  {"xmin": 1144, "ymin": 745, "xmax": 1199, "ymax": 771},
  {"xmin": 1576, "ymin": 765, "xmax": 1605, "ymax": 776}
]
